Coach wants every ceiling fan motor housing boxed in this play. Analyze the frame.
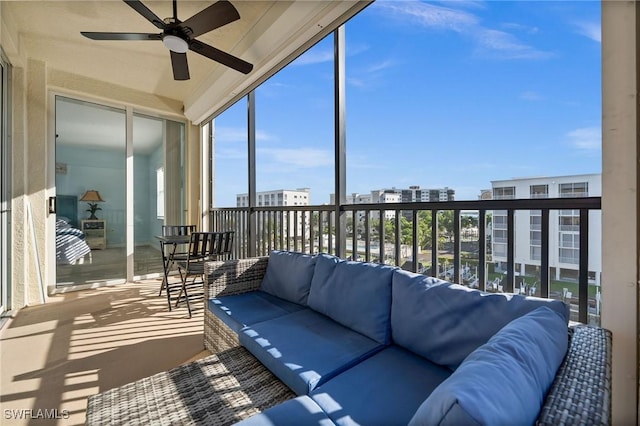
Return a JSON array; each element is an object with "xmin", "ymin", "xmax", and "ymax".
[{"xmin": 81, "ymin": 0, "xmax": 253, "ymax": 80}]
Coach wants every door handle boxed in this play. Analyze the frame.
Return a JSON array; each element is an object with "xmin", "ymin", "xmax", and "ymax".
[{"xmin": 48, "ymin": 196, "xmax": 56, "ymax": 214}]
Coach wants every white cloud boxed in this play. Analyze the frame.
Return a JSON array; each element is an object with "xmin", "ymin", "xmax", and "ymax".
[
  {"xmin": 574, "ymin": 21, "xmax": 601, "ymax": 43},
  {"xmin": 501, "ymin": 22, "xmax": 539, "ymax": 35},
  {"xmin": 215, "ymin": 126, "xmax": 277, "ymax": 144},
  {"xmin": 214, "ymin": 127, "xmax": 246, "ymax": 143},
  {"xmin": 347, "ymin": 77, "xmax": 368, "ymax": 88},
  {"xmin": 216, "ymin": 147, "xmax": 246, "ymax": 160},
  {"xmin": 256, "ymin": 130, "xmax": 277, "ymax": 143},
  {"xmin": 520, "ymin": 91, "xmax": 544, "ymax": 101},
  {"xmin": 347, "ymin": 57, "xmax": 396, "ymax": 90},
  {"xmin": 366, "ymin": 59, "xmax": 396, "ymax": 73},
  {"xmin": 347, "ymin": 43, "xmax": 371, "ymax": 58},
  {"xmin": 432, "ymin": 0, "xmax": 486, "ymax": 10},
  {"xmin": 376, "ymin": 1, "xmax": 479, "ymax": 33},
  {"xmin": 476, "ymin": 29, "xmax": 553, "ymax": 60},
  {"xmin": 374, "ymin": 1, "xmax": 552, "ymax": 61},
  {"xmin": 259, "ymin": 147, "xmax": 334, "ymax": 169},
  {"xmin": 567, "ymin": 127, "xmax": 601, "ymax": 152},
  {"xmin": 256, "ymin": 81, "xmax": 294, "ymax": 98},
  {"xmin": 292, "ymin": 49, "xmax": 334, "ymax": 66}
]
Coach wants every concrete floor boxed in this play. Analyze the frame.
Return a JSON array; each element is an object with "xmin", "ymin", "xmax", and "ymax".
[{"xmin": 0, "ymin": 279, "xmax": 209, "ymax": 425}]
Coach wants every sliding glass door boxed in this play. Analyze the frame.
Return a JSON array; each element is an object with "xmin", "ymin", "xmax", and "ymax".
[
  {"xmin": 132, "ymin": 113, "xmax": 185, "ymax": 278},
  {"xmin": 54, "ymin": 96, "xmax": 185, "ymax": 287},
  {"xmin": 55, "ymin": 97, "xmax": 127, "ymax": 285}
]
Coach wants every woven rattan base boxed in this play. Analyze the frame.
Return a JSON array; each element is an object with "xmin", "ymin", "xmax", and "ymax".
[{"xmin": 86, "ymin": 346, "xmax": 295, "ymax": 426}]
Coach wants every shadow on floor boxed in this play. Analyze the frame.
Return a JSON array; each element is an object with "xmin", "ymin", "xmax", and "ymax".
[{"xmin": 0, "ymin": 281, "xmax": 208, "ymax": 426}]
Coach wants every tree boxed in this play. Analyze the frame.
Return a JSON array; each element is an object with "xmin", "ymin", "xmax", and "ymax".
[{"xmin": 461, "ymin": 214, "xmax": 478, "ymax": 229}]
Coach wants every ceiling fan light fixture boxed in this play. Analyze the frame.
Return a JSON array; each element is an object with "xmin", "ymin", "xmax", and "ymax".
[
  {"xmin": 81, "ymin": 0, "xmax": 253, "ymax": 79},
  {"xmin": 163, "ymin": 35, "xmax": 188, "ymax": 53}
]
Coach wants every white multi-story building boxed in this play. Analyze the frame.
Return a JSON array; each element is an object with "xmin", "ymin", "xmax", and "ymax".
[
  {"xmin": 331, "ymin": 190, "xmax": 400, "ymax": 221},
  {"xmin": 401, "ymin": 185, "xmax": 455, "ymax": 203},
  {"xmin": 236, "ymin": 188, "xmax": 311, "ymax": 237},
  {"xmin": 236, "ymin": 188, "xmax": 310, "ymax": 207},
  {"xmin": 369, "ymin": 190, "xmax": 401, "ymax": 220},
  {"xmin": 491, "ymin": 173, "xmax": 601, "ymax": 286},
  {"xmin": 331, "ymin": 186, "xmax": 454, "ymax": 221}
]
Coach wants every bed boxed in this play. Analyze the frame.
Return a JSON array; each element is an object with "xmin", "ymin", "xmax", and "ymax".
[
  {"xmin": 56, "ymin": 217, "xmax": 91, "ymax": 265},
  {"xmin": 56, "ymin": 195, "xmax": 92, "ymax": 265}
]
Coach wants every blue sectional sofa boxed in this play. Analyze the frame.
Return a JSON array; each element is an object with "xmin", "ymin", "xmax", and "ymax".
[{"xmin": 204, "ymin": 251, "xmax": 612, "ymax": 425}]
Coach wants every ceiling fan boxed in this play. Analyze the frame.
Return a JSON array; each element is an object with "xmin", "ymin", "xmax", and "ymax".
[{"xmin": 81, "ymin": 0, "xmax": 253, "ymax": 80}]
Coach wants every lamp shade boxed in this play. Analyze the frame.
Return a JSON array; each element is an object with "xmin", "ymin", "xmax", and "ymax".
[{"xmin": 80, "ymin": 190, "xmax": 104, "ymax": 202}]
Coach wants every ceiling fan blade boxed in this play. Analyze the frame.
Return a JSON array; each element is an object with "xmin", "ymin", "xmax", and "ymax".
[
  {"xmin": 81, "ymin": 32, "xmax": 162, "ymax": 41},
  {"xmin": 180, "ymin": 0, "xmax": 240, "ymax": 38},
  {"xmin": 189, "ymin": 40, "xmax": 253, "ymax": 74},
  {"xmin": 170, "ymin": 51, "xmax": 190, "ymax": 80},
  {"xmin": 123, "ymin": 0, "xmax": 166, "ymax": 30}
]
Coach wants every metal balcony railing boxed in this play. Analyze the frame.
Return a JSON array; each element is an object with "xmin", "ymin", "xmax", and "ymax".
[{"xmin": 210, "ymin": 197, "xmax": 602, "ymax": 325}]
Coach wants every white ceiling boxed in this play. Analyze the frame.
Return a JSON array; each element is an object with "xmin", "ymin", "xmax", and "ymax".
[{"xmin": 5, "ymin": 0, "xmax": 370, "ymax": 123}]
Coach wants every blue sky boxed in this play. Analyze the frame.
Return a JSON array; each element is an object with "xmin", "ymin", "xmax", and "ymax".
[{"xmin": 214, "ymin": 0, "xmax": 601, "ymax": 206}]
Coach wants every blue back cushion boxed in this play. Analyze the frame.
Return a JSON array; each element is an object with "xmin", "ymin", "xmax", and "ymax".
[
  {"xmin": 391, "ymin": 269, "xmax": 570, "ymax": 369},
  {"xmin": 307, "ymin": 254, "xmax": 396, "ymax": 345},
  {"xmin": 260, "ymin": 250, "xmax": 317, "ymax": 305},
  {"xmin": 408, "ymin": 306, "xmax": 569, "ymax": 426}
]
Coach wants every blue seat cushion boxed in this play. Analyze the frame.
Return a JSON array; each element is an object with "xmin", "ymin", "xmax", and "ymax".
[
  {"xmin": 409, "ymin": 306, "xmax": 569, "ymax": 426},
  {"xmin": 234, "ymin": 396, "xmax": 336, "ymax": 426},
  {"xmin": 307, "ymin": 253, "xmax": 396, "ymax": 344},
  {"xmin": 208, "ymin": 290, "xmax": 306, "ymax": 333},
  {"xmin": 239, "ymin": 309, "xmax": 385, "ymax": 395},
  {"xmin": 310, "ymin": 345, "xmax": 452, "ymax": 426},
  {"xmin": 260, "ymin": 250, "xmax": 317, "ymax": 305},
  {"xmin": 391, "ymin": 269, "xmax": 570, "ymax": 369}
]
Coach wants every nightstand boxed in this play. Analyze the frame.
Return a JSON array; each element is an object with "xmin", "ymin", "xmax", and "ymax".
[{"xmin": 82, "ymin": 219, "xmax": 107, "ymax": 250}]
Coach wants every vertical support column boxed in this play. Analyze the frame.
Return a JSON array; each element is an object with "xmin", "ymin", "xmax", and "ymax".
[
  {"xmin": 431, "ymin": 211, "xmax": 438, "ymax": 277},
  {"xmin": 26, "ymin": 59, "xmax": 46, "ymax": 302},
  {"xmin": 184, "ymin": 122, "xmax": 200, "ymax": 228},
  {"xmin": 334, "ymin": 26, "xmax": 347, "ymax": 258},
  {"xmin": 453, "ymin": 210, "xmax": 460, "ymax": 283},
  {"xmin": 394, "ymin": 212, "xmax": 401, "ymax": 266},
  {"xmin": 578, "ymin": 209, "xmax": 589, "ymax": 324},
  {"xmin": 506, "ymin": 209, "xmax": 514, "ymax": 293},
  {"xmin": 478, "ymin": 210, "xmax": 486, "ymax": 291},
  {"xmin": 125, "ymin": 107, "xmax": 134, "ymax": 282},
  {"xmin": 247, "ymin": 92, "xmax": 257, "ymax": 257},
  {"xmin": 11, "ymin": 65, "xmax": 24, "ymax": 307},
  {"xmin": 200, "ymin": 122, "xmax": 211, "ymax": 230},
  {"xmin": 541, "ymin": 209, "xmax": 550, "ymax": 298},
  {"xmin": 378, "ymin": 210, "xmax": 384, "ymax": 263},
  {"xmin": 601, "ymin": 1, "xmax": 638, "ymax": 423}
]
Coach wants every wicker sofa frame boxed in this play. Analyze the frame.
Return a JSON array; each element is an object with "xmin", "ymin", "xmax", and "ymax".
[{"xmin": 204, "ymin": 256, "xmax": 612, "ymax": 426}]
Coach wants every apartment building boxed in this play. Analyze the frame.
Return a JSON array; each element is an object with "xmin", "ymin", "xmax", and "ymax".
[
  {"xmin": 491, "ymin": 174, "xmax": 602, "ymax": 286},
  {"xmin": 369, "ymin": 190, "xmax": 401, "ymax": 220},
  {"xmin": 331, "ymin": 190, "xmax": 398, "ymax": 221},
  {"xmin": 236, "ymin": 188, "xmax": 311, "ymax": 239},
  {"xmin": 401, "ymin": 186, "xmax": 455, "ymax": 203},
  {"xmin": 400, "ymin": 186, "xmax": 455, "ymax": 220},
  {"xmin": 236, "ymin": 188, "xmax": 310, "ymax": 207},
  {"xmin": 331, "ymin": 186, "xmax": 454, "ymax": 221}
]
